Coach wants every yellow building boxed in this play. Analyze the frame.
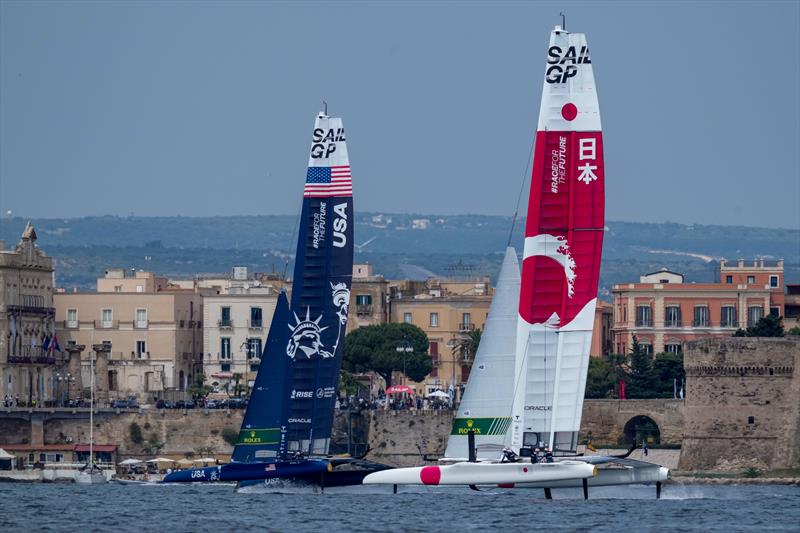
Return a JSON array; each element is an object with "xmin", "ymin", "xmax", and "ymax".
[
  {"xmin": 389, "ymin": 278, "xmax": 492, "ymax": 396},
  {"xmin": 55, "ymin": 271, "xmax": 203, "ymax": 404}
]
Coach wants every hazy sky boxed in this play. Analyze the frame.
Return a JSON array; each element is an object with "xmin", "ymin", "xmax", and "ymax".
[{"xmin": 1, "ymin": 1, "xmax": 798, "ymax": 229}]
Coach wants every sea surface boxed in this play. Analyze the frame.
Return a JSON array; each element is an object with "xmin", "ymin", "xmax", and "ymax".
[{"xmin": 1, "ymin": 482, "xmax": 798, "ymax": 532}]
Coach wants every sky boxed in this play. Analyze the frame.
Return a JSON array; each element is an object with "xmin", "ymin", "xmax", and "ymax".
[{"xmin": 1, "ymin": 1, "xmax": 799, "ymax": 229}]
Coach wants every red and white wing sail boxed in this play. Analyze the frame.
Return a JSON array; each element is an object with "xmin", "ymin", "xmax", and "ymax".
[{"xmin": 510, "ymin": 26, "xmax": 605, "ymax": 453}]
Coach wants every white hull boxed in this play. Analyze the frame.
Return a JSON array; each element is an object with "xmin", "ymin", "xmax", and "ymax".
[
  {"xmin": 513, "ymin": 464, "xmax": 669, "ymax": 488},
  {"xmin": 363, "ymin": 460, "xmax": 595, "ymax": 486},
  {"xmin": 75, "ymin": 471, "xmax": 107, "ymax": 484}
]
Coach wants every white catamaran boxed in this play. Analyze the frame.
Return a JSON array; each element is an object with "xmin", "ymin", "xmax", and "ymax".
[{"xmin": 365, "ymin": 23, "xmax": 669, "ymax": 496}]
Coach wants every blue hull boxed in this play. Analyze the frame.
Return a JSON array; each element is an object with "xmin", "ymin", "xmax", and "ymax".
[{"xmin": 161, "ymin": 459, "xmax": 328, "ymax": 483}]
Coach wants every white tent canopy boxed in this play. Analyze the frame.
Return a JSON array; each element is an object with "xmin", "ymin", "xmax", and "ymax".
[
  {"xmin": 118, "ymin": 458, "xmax": 142, "ymax": 465},
  {"xmin": 194, "ymin": 457, "xmax": 217, "ymax": 463},
  {"xmin": 146, "ymin": 457, "xmax": 174, "ymax": 463},
  {"xmin": 428, "ymin": 390, "xmax": 449, "ymax": 398},
  {"xmin": 0, "ymin": 448, "xmax": 15, "ymax": 460}
]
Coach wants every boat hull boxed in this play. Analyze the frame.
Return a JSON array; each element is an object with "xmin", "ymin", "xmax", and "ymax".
[
  {"xmin": 363, "ymin": 461, "xmax": 596, "ymax": 486},
  {"xmin": 161, "ymin": 459, "xmax": 329, "ymax": 483},
  {"xmin": 512, "ymin": 465, "xmax": 669, "ymax": 488}
]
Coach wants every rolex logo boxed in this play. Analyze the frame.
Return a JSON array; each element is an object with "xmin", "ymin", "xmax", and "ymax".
[{"xmin": 467, "ymin": 419, "xmax": 474, "ymax": 428}]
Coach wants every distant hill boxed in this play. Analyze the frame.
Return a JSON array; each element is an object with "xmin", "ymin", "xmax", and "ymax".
[{"xmin": 1, "ymin": 214, "xmax": 797, "ymax": 292}]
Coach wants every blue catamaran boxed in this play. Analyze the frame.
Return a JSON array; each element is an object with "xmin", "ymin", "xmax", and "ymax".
[{"xmin": 163, "ymin": 110, "xmax": 388, "ymax": 488}]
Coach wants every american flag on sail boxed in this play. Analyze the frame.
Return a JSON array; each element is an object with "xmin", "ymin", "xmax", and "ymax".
[{"xmin": 304, "ymin": 166, "xmax": 352, "ymax": 198}]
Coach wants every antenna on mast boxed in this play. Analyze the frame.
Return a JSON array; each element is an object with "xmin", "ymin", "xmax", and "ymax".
[
  {"xmin": 559, "ymin": 11, "xmax": 566, "ymax": 31},
  {"xmin": 322, "ymin": 100, "xmax": 328, "ymax": 115}
]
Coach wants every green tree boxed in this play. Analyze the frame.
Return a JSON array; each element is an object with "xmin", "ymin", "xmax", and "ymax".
[
  {"xmin": 585, "ymin": 357, "xmax": 616, "ymax": 399},
  {"xmin": 652, "ymin": 352, "xmax": 684, "ymax": 398},
  {"xmin": 343, "ymin": 323, "xmax": 431, "ymax": 388},
  {"xmin": 188, "ymin": 373, "xmax": 212, "ymax": 398},
  {"xmin": 735, "ymin": 315, "xmax": 785, "ymax": 337},
  {"xmin": 338, "ymin": 369, "xmax": 367, "ymax": 397},
  {"xmin": 627, "ymin": 336, "xmax": 658, "ymax": 398},
  {"xmin": 788, "ymin": 326, "xmax": 800, "ymax": 336}
]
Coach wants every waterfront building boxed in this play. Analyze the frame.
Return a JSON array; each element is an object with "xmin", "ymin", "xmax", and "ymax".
[
  {"xmin": 612, "ymin": 259, "xmax": 785, "ymax": 355},
  {"xmin": 785, "ymin": 284, "xmax": 800, "ymax": 330},
  {"xmin": 202, "ymin": 284, "xmax": 278, "ymax": 393},
  {"xmin": 348, "ymin": 264, "xmax": 390, "ymax": 332},
  {"xmin": 54, "ymin": 270, "xmax": 203, "ymax": 403},
  {"xmin": 0, "ymin": 224, "xmax": 59, "ymax": 405},
  {"xmin": 389, "ymin": 278, "xmax": 493, "ymax": 396}
]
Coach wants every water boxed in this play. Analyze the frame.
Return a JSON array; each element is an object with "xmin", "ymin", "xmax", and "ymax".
[{"xmin": 1, "ymin": 483, "xmax": 798, "ymax": 532}]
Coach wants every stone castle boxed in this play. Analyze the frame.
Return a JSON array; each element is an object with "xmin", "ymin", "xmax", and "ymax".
[{"xmin": 679, "ymin": 337, "xmax": 800, "ymax": 471}]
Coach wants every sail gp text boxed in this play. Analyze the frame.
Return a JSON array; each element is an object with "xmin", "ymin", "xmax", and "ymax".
[
  {"xmin": 545, "ymin": 45, "xmax": 591, "ymax": 84},
  {"xmin": 310, "ymin": 128, "xmax": 345, "ymax": 159},
  {"xmin": 312, "ymin": 202, "xmax": 348, "ymax": 249}
]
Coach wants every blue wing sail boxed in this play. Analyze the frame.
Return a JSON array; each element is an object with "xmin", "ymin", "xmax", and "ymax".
[
  {"xmin": 231, "ymin": 291, "xmax": 292, "ymax": 462},
  {"xmin": 286, "ymin": 113, "xmax": 354, "ymax": 455}
]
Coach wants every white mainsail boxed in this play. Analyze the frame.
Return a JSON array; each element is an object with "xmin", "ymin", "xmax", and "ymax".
[{"xmin": 444, "ymin": 247, "xmax": 520, "ymax": 460}]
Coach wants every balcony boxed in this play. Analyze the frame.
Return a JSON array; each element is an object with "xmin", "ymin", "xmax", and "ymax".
[
  {"xmin": 458, "ymin": 323, "xmax": 475, "ymax": 333},
  {"xmin": 130, "ymin": 350, "xmax": 150, "ymax": 360},
  {"xmin": 356, "ymin": 305, "xmax": 373, "ymax": 317},
  {"xmin": 134, "ymin": 320, "xmax": 149, "ymax": 329},
  {"xmin": 6, "ymin": 304, "xmax": 55, "ymax": 317},
  {"xmin": 7, "ymin": 346, "xmax": 60, "ymax": 365},
  {"xmin": 63, "ymin": 320, "xmax": 79, "ymax": 329},
  {"xmin": 664, "ymin": 320, "xmax": 682, "ymax": 328},
  {"xmin": 692, "ymin": 320, "xmax": 710, "ymax": 328},
  {"xmin": 218, "ymin": 319, "xmax": 233, "ymax": 329},
  {"xmin": 248, "ymin": 320, "xmax": 263, "ymax": 330},
  {"xmin": 635, "ymin": 319, "xmax": 653, "ymax": 327},
  {"xmin": 95, "ymin": 320, "xmax": 119, "ymax": 329}
]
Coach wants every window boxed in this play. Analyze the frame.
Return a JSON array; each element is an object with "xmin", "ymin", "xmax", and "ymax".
[
  {"xmin": 114, "ymin": 286, "xmax": 122, "ymax": 293},
  {"xmin": 748, "ymin": 306, "xmax": 763, "ymax": 327},
  {"xmin": 429, "ymin": 341, "xmax": 439, "ymax": 363},
  {"xmin": 429, "ymin": 312, "xmax": 439, "ymax": 327},
  {"xmin": 641, "ymin": 343, "xmax": 653, "ymax": 355},
  {"xmin": 665, "ymin": 306, "xmax": 681, "ymax": 327},
  {"xmin": 221, "ymin": 363, "xmax": 231, "ymax": 372},
  {"xmin": 220, "ymin": 338, "xmax": 231, "ymax": 360},
  {"xmin": 747, "ymin": 275, "xmax": 755, "ymax": 284},
  {"xmin": 247, "ymin": 338, "xmax": 263, "ymax": 359},
  {"xmin": 461, "ymin": 313, "xmax": 471, "ymax": 330},
  {"xmin": 355, "ymin": 295, "xmax": 372, "ymax": 305},
  {"xmin": 101, "ymin": 309, "xmax": 113, "ymax": 328},
  {"xmin": 770, "ymin": 275, "xmax": 779, "ymax": 288},
  {"xmin": 250, "ymin": 307, "xmax": 263, "ymax": 328},
  {"xmin": 747, "ymin": 416, "xmax": 755, "ymax": 424},
  {"xmin": 665, "ymin": 343, "xmax": 681, "ymax": 354},
  {"xmin": 725, "ymin": 275, "xmax": 733, "ymax": 284},
  {"xmin": 430, "ymin": 367, "xmax": 439, "ymax": 378},
  {"xmin": 721, "ymin": 306, "xmax": 737, "ymax": 327},
  {"xmin": 220, "ymin": 307, "xmax": 232, "ymax": 327},
  {"xmin": 136, "ymin": 285, "xmax": 144, "ymax": 293},
  {"xmin": 66, "ymin": 309, "xmax": 78, "ymax": 328},
  {"xmin": 403, "ymin": 312, "xmax": 412, "ymax": 324},
  {"xmin": 250, "ymin": 364, "xmax": 259, "ymax": 372},
  {"xmin": 770, "ymin": 307, "xmax": 780, "ymax": 317},
  {"xmin": 136, "ymin": 341, "xmax": 146, "ymax": 359},
  {"xmin": 636, "ymin": 305, "xmax": 652, "ymax": 327},
  {"xmin": 135, "ymin": 308, "xmax": 147, "ymax": 328},
  {"xmin": 693, "ymin": 306, "xmax": 710, "ymax": 327}
]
